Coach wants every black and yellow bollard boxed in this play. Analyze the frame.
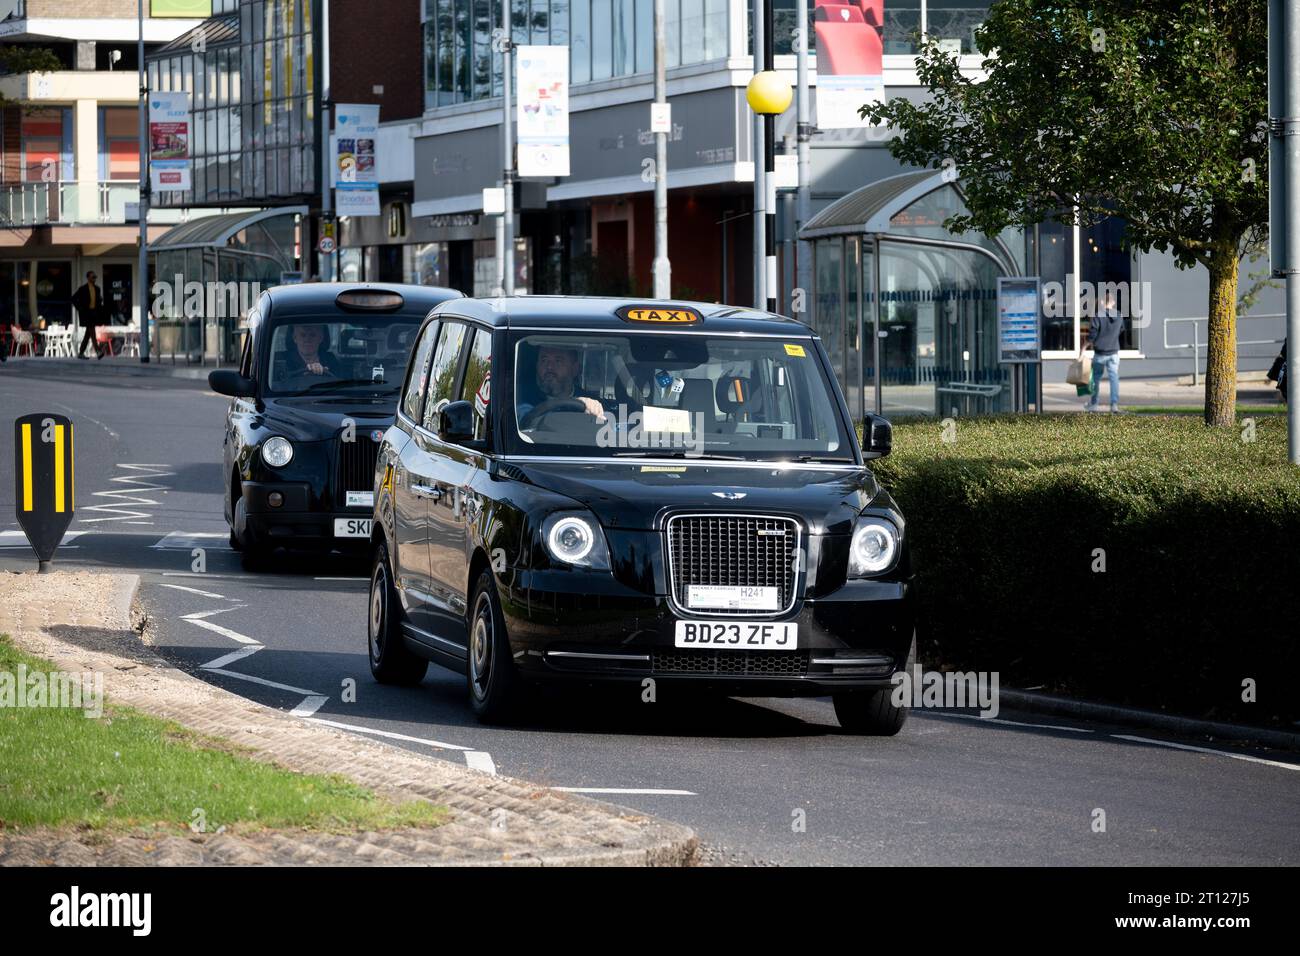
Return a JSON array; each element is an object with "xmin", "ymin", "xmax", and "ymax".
[{"xmin": 13, "ymin": 413, "xmax": 75, "ymax": 573}]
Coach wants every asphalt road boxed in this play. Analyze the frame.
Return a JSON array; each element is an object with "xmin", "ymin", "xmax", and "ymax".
[{"xmin": 2, "ymin": 362, "xmax": 1298, "ymax": 866}]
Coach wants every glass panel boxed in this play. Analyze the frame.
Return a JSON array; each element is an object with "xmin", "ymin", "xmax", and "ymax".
[
  {"xmin": 552, "ymin": 0, "xmax": 569, "ymax": 47},
  {"xmin": 423, "ymin": 322, "xmax": 470, "ymax": 426},
  {"xmin": 473, "ymin": 0, "xmax": 492, "ymax": 99},
  {"xmin": 1079, "ymin": 214, "xmax": 1136, "ymax": 349},
  {"xmin": 459, "ymin": 328, "xmax": 493, "ymax": 440},
  {"xmin": 845, "ymin": 236, "xmax": 862, "ymax": 421},
  {"xmin": 681, "ymin": 0, "xmax": 704, "ymax": 64},
  {"xmin": 861, "ymin": 243, "xmax": 876, "ymax": 414},
  {"xmin": 591, "ymin": 0, "xmax": 612, "ymax": 80},
  {"xmin": 531, "ymin": 0, "xmax": 550, "ymax": 43},
  {"xmin": 704, "ymin": 0, "xmax": 727, "ymax": 59},
  {"xmin": 613, "ymin": 0, "xmax": 633, "ymax": 76},
  {"xmin": 634, "ymin": 0, "xmax": 652, "ymax": 73},
  {"xmin": 402, "ymin": 323, "xmax": 439, "ymax": 422},
  {"xmin": 571, "ymin": 0, "xmax": 590, "ymax": 82},
  {"xmin": 884, "ymin": 0, "xmax": 921, "ymax": 54},
  {"xmin": 813, "ymin": 239, "xmax": 844, "ymax": 389},
  {"xmin": 1038, "ymin": 219, "xmax": 1071, "ymax": 351},
  {"xmin": 664, "ymin": 0, "xmax": 680, "ymax": 68},
  {"xmin": 927, "ymin": 0, "xmax": 991, "ymax": 54}
]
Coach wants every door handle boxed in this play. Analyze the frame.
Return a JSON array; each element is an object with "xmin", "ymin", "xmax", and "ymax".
[{"xmin": 412, "ymin": 483, "xmax": 443, "ymax": 501}]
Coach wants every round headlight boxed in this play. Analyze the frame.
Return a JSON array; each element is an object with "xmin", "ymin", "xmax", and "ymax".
[
  {"xmin": 849, "ymin": 520, "xmax": 897, "ymax": 576},
  {"xmin": 546, "ymin": 516, "xmax": 596, "ymax": 564},
  {"xmin": 261, "ymin": 436, "xmax": 294, "ymax": 468}
]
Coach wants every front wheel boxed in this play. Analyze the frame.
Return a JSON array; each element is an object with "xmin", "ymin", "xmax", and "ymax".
[
  {"xmin": 368, "ymin": 540, "xmax": 427, "ymax": 685},
  {"xmin": 466, "ymin": 569, "xmax": 524, "ymax": 723},
  {"xmin": 833, "ymin": 633, "xmax": 915, "ymax": 736}
]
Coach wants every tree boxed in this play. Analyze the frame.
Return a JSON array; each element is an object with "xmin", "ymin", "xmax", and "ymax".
[{"xmin": 863, "ymin": 0, "xmax": 1268, "ymax": 426}]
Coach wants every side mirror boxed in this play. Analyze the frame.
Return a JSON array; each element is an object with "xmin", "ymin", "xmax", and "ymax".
[
  {"xmin": 438, "ymin": 399, "xmax": 476, "ymax": 445},
  {"xmin": 209, "ymin": 369, "xmax": 255, "ymax": 397},
  {"xmin": 862, "ymin": 414, "xmax": 892, "ymax": 459}
]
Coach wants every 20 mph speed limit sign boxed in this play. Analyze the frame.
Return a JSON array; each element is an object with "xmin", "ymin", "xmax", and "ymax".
[{"xmin": 318, "ymin": 235, "xmax": 336, "ymax": 254}]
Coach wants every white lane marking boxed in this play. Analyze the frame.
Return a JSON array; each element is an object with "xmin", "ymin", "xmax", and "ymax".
[
  {"xmin": 551, "ymin": 788, "xmax": 698, "ymax": 796},
  {"xmin": 162, "ymin": 572, "xmax": 247, "ymax": 579},
  {"xmin": 203, "ymin": 667, "xmax": 320, "ymax": 697},
  {"xmin": 181, "ymin": 615, "xmax": 260, "ymax": 645},
  {"xmin": 51, "ymin": 401, "xmax": 119, "ymax": 440},
  {"xmin": 464, "ymin": 751, "xmax": 497, "ymax": 775},
  {"xmin": 935, "ymin": 712, "xmax": 1095, "ymax": 733},
  {"xmin": 290, "ymin": 695, "xmax": 330, "ymax": 718},
  {"xmin": 200, "ymin": 645, "xmax": 264, "ymax": 670},
  {"xmin": 158, "ymin": 583, "xmax": 228, "ymax": 599},
  {"xmin": 0, "ymin": 530, "xmax": 85, "ymax": 550},
  {"xmin": 315, "ymin": 577, "xmax": 367, "ymax": 582},
  {"xmin": 1111, "ymin": 735, "xmax": 1300, "ymax": 772},
  {"xmin": 303, "ymin": 717, "xmax": 474, "ymax": 752},
  {"xmin": 152, "ymin": 531, "xmax": 233, "ymax": 551},
  {"xmin": 181, "ymin": 607, "xmax": 241, "ymax": 620},
  {"xmin": 78, "ymin": 463, "xmax": 174, "ymax": 524}
]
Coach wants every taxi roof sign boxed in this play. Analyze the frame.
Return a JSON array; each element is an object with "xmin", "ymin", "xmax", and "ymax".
[{"xmin": 617, "ymin": 305, "xmax": 702, "ymax": 324}]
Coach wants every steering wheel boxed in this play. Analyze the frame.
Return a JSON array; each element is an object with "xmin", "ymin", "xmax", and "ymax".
[
  {"xmin": 520, "ymin": 397, "xmax": 588, "ymax": 430},
  {"xmin": 281, "ymin": 366, "xmax": 339, "ymax": 389}
]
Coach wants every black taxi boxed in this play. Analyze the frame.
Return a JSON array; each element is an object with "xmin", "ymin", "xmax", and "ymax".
[
  {"xmin": 209, "ymin": 282, "xmax": 461, "ymax": 567},
  {"xmin": 368, "ymin": 296, "xmax": 914, "ymax": 734}
]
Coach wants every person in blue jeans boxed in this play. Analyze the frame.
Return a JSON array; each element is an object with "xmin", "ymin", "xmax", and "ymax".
[{"xmin": 1084, "ymin": 290, "xmax": 1124, "ymax": 412}]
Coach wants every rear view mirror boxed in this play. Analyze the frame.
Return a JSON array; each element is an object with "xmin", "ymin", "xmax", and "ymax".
[{"xmin": 863, "ymin": 414, "xmax": 892, "ymax": 459}]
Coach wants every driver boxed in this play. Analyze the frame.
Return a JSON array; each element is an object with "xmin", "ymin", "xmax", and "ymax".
[
  {"xmin": 520, "ymin": 345, "xmax": 607, "ymax": 424},
  {"xmin": 282, "ymin": 324, "xmax": 339, "ymax": 377}
]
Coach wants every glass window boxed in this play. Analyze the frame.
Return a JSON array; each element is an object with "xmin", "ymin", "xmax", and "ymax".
[
  {"xmin": 422, "ymin": 321, "xmax": 470, "ymax": 428},
  {"xmin": 402, "ymin": 321, "xmax": 440, "ymax": 421},
  {"xmin": 590, "ymin": 0, "xmax": 611, "ymax": 80},
  {"xmin": 266, "ymin": 317, "xmax": 423, "ymax": 397},
  {"xmin": 531, "ymin": 0, "xmax": 550, "ymax": 43},
  {"xmin": 571, "ymin": 0, "xmax": 590, "ymax": 82},
  {"xmin": 459, "ymin": 328, "xmax": 493, "ymax": 440},
  {"xmin": 552, "ymin": 0, "xmax": 569, "ymax": 47},
  {"xmin": 884, "ymin": 0, "xmax": 922, "ymax": 55},
  {"xmin": 457, "ymin": 0, "xmax": 472, "ymax": 100},
  {"xmin": 664, "ymin": 0, "xmax": 680, "ymax": 67},
  {"xmin": 927, "ymin": 0, "xmax": 991, "ymax": 54},
  {"xmin": 634, "ymin": 0, "xmax": 651, "ymax": 73},
  {"xmin": 613, "ymin": 0, "xmax": 633, "ymax": 76},
  {"xmin": 473, "ymin": 0, "xmax": 492, "ymax": 99},
  {"xmin": 437, "ymin": 0, "xmax": 455, "ymax": 103},
  {"xmin": 814, "ymin": 239, "xmax": 844, "ymax": 389},
  {"xmin": 704, "ymin": 0, "xmax": 727, "ymax": 59},
  {"xmin": 681, "ymin": 0, "xmax": 704, "ymax": 64},
  {"xmin": 508, "ymin": 331, "xmax": 852, "ymax": 460}
]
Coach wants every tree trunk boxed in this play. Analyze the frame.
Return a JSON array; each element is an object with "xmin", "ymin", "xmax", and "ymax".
[{"xmin": 1203, "ymin": 245, "xmax": 1239, "ymax": 427}]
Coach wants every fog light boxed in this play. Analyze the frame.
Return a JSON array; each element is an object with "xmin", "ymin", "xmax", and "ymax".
[{"xmin": 267, "ymin": 492, "xmax": 284, "ymax": 508}]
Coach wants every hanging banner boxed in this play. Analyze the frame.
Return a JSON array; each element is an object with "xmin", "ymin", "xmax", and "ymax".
[
  {"xmin": 148, "ymin": 91, "xmax": 192, "ymax": 192},
  {"xmin": 516, "ymin": 45, "xmax": 570, "ymax": 178},
  {"xmin": 334, "ymin": 103, "xmax": 380, "ymax": 216},
  {"xmin": 813, "ymin": 0, "xmax": 885, "ymax": 129}
]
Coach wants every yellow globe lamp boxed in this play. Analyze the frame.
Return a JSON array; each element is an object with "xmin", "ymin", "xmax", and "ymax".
[{"xmin": 746, "ymin": 71, "xmax": 793, "ymax": 115}]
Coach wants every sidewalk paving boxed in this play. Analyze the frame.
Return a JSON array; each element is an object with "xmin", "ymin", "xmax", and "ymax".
[
  {"xmin": 1044, "ymin": 376, "xmax": 1283, "ymax": 412},
  {"xmin": 2, "ymin": 354, "xmax": 225, "ymax": 381},
  {"xmin": 0, "ymin": 571, "xmax": 698, "ymax": 866}
]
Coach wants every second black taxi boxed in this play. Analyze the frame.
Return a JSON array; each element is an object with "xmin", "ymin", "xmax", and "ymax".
[{"xmin": 368, "ymin": 296, "xmax": 915, "ymax": 734}]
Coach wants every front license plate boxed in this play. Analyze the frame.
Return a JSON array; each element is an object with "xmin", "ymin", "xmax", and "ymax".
[
  {"xmin": 674, "ymin": 620, "xmax": 798, "ymax": 649},
  {"xmin": 334, "ymin": 518, "xmax": 372, "ymax": 538}
]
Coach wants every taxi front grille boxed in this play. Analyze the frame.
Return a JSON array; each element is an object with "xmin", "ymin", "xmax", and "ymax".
[
  {"xmin": 665, "ymin": 513, "xmax": 800, "ymax": 617},
  {"xmin": 652, "ymin": 649, "xmax": 810, "ymax": 678},
  {"xmin": 337, "ymin": 436, "xmax": 379, "ymax": 494}
]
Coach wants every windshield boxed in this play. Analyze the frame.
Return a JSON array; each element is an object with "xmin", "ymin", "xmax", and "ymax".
[
  {"xmin": 263, "ymin": 317, "xmax": 421, "ymax": 397},
  {"xmin": 506, "ymin": 331, "xmax": 855, "ymax": 462}
]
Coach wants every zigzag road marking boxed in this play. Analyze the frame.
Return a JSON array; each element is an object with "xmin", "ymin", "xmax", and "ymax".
[{"xmin": 78, "ymin": 463, "xmax": 174, "ymax": 524}]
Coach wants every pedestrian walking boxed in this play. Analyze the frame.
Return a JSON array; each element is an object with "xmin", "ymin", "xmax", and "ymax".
[
  {"xmin": 72, "ymin": 270, "xmax": 108, "ymax": 359},
  {"xmin": 1083, "ymin": 288, "xmax": 1124, "ymax": 412}
]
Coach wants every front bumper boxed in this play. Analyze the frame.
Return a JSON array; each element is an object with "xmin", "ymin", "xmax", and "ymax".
[
  {"xmin": 500, "ymin": 569, "xmax": 914, "ymax": 694},
  {"xmin": 241, "ymin": 480, "xmax": 372, "ymax": 549}
]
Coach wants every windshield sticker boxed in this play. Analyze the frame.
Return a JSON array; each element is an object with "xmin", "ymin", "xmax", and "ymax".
[{"xmin": 783, "ymin": 343, "xmax": 807, "ymax": 357}]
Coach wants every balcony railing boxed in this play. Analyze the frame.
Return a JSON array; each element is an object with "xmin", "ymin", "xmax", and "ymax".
[{"xmin": 0, "ymin": 181, "xmax": 141, "ymax": 226}]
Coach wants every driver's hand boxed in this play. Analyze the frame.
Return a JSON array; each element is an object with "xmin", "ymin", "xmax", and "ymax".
[
  {"xmin": 577, "ymin": 397, "xmax": 607, "ymax": 421},
  {"xmin": 307, "ymin": 361, "xmax": 325, "ymax": 375}
]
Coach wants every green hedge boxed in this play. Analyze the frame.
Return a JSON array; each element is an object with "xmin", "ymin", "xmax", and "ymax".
[{"xmin": 869, "ymin": 414, "xmax": 1300, "ymax": 727}]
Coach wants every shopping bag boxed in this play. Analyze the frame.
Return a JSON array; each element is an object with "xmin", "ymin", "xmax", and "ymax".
[{"xmin": 1066, "ymin": 350, "xmax": 1093, "ymax": 387}]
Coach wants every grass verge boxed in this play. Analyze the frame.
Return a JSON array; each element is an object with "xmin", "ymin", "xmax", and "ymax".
[{"xmin": 0, "ymin": 635, "xmax": 447, "ymax": 833}]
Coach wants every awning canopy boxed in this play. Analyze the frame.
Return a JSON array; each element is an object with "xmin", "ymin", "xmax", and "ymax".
[
  {"xmin": 799, "ymin": 170, "xmax": 948, "ymax": 239},
  {"xmin": 152, "ymin": 206, "xmax": 307, "ymax": 251}
]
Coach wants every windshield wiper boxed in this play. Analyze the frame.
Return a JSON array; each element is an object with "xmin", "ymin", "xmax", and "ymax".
[{"xmin": 611, "ymin": 450, "xmax": 746, "ymax": 461}]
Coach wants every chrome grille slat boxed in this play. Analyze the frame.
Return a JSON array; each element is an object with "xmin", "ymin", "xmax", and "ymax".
[
  {"xmin": 338, "ymin": 436, "xmax": 379, "ymax": 496},
  {"xmin": 652, "ymin": 649, "xmax": 810, "ymax": 677},
  {"xmin": 665, "ymin": 513, "xmax": 800, "ymax": 617}
]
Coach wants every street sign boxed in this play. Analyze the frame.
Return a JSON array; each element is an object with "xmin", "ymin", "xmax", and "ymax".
[
  {"xmin": 13, "ymin": 413, "xmax": 75, "ymax": 572},
  {"xmin": 317, "ymin": 235, "xmax": 336, "ymax": 254},
  {"xmin": 650, "ymin": 102, "xmax": 672, "ymax": 134}
]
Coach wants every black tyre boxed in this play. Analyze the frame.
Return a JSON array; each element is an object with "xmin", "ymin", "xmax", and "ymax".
[
  {"xmin": 368, "ymin": 539, "xmax": 427, "ymax": 685},
  {"xmin": 466, "ymin": 568, "xmax": 524, "ymax": 723},
  {"xmin": 832, "ymin": 633, "xmax": 915, "ymax": 736}
]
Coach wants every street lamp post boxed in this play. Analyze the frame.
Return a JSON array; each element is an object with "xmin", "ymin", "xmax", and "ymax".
[
  {"xmin": 500, "ymin": 5, "xmax": 516, "ymax": 296},
  {"xmin": 752, "ymin": 0, "xmax": 765, "ymax": 309},
  {"xmin": 136, "ymin": 0, "xmax": 150, "ymax": 362},
  {"xmin": 747, "ymin": 57, "xmax": 793, "ymax": 316},
  {"xmin": 652, "ymin": 0, "xmax": 671, "ymax": 299},
  {"xmin": 795, "ymin": 0, "xmax": 812, "ymax": 318}
]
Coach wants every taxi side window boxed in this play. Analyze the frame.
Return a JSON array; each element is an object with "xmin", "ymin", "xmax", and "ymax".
[
  {"xmin": 458, "ymin": 328, "xmax": 492, "ymax": 441},
  {"xmin": 238, "ymin": 310, "xmax": 257, "ymax": 379},
  {"xmin": 421, "ymin": 321, "xmax": 468, "ymax": 432},
  {"xmin": 400, "ymin": 321, "xmax": 439, "ymax": 423}
]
